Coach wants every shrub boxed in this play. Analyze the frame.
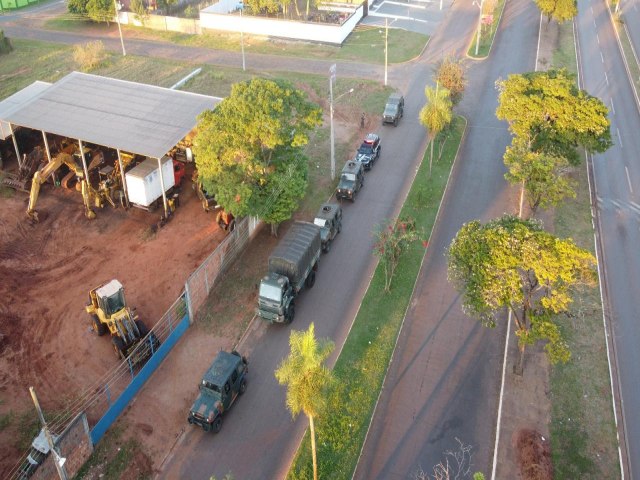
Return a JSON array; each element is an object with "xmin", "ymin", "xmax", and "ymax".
[{"xmin": 73, "ymin": 40, "xmax": 106, "ymax": 71}]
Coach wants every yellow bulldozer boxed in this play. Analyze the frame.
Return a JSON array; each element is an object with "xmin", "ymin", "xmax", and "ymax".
[{"xmin": 86, "ymin": 279, "xmax": 159, "ymax": 362}]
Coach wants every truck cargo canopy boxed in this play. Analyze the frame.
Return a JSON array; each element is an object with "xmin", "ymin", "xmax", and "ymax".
[{"xmin": 0, "ymin": 72, "xmax": 221, "ymax": 157}]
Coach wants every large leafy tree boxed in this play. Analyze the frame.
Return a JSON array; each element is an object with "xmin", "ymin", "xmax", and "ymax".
[
  {"xmin": 504, "ymin": 141, "xmax": 576, "ymax": 217},
  {"xmin": 433, "ymin": 55, "xmax": 467, "ymax": 106},
  {"xmin": 419, "ymin": 84, "xmax": 452, "ymax": 175},
  {"xmin": 535, "ymin": 0, "xmax": 577, "ymax": 24},
  {"xmin": 193, "ymin": 78, "xmax": 322, "ymax": 235},
  {"xmin": 68, "ymin": 0, "xmax": 89, "ymax": 15},
  {"xmin": 447, "ymin": 215, "xmax": 597, "ymax": 374},
  {"xmin": 86, "ymin": 0, "xmax": 115, "ymax": 23},
  {"xmin": 496, "ymin": 69, "xmax": 612, "ymax": 164},
  {"xmin": 275, "ymin": 323, "xmax": 334, "ymax": 480}
]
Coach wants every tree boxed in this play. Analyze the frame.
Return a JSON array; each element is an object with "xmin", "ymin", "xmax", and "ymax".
[
  {"xmin": 245, "ymin": 0, "xmax": 280, "ymax": 14},
  {"xmin": 193, "ymin": 78, "xmax": 322, "ymax": 235},
  {"xmin": 373, "ymin": 216, "xmax": 421, "ymax": 292},
  {"xmin": 156, "ymin": 0, "xmax": 177, "ymax": 15},
  {"xmin": 67, "ymin": 0, "xmax": 89, "ymax": 15},
  {"xmin": 503, "ymin": 141, "xmax": 576, "ymax": 217},
  {"xmin": 496, "ymin": 69, "xmax": 612, "ymax": 165},
  {"xmin": 535, "ymin": 0, "xmax": 577, "ymax": 24},
  {"xmin": 447, "ymin": 215, "xmax": 597, "ymax": 374},
  {"xmin": 433, "ymin": 55, "xmax": 467, "ymax": 106},
  {"xmin": 419, "ymin": 84, "xmax": 452, "ymax": 175},
  {"xmin": 275, "ymin": 323, "xmax": 334, "ymax": 480},
  {"xmin": 86, "ymin": 0, "xmax": 114, "ymax": 24},
  {"xmin": 130, "ymin": 0, "xmax": 149, "ymax": 25}
]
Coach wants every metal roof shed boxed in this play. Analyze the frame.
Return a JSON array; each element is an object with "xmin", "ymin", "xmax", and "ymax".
[{"xmin": 0, "ymin": 81, "xmax": 51, "ymax": 141}]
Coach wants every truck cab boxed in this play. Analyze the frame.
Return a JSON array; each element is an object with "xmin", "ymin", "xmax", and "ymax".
[
  {"xmin": 314, "ymin": 203, "xmax": 342, "ymax": 253},
  {"xmin": 187, "ymin": 350, "xmax": 248, "ymax": 433},
  {"xmin": 257, "ymin": 272, "xmax": 295, "ymax": 323},
  {"xmin": 336, "ymin": 161, "xmax": 364, "ymax": 201}
]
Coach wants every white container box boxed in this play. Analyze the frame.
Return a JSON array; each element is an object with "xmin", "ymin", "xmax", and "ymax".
[{"xmin": 125, "ymin": 156, "xmax": 175, "ymax": 208}]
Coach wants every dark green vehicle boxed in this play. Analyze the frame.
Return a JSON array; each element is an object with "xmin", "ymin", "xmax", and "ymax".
[
  {"xmin": 336, "ymin": 160, "xmax": 364, "ymax": 201},
  {"xmin": 187, "ymin": 350, "xmax": 248, "ymax": 433},
  {"xmin": 313, "ymin": 203, "xmax": 342, "ymax": 253}
]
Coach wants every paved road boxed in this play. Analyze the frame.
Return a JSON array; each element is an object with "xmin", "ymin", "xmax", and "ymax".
[
  {"xmin": 577, "ymin": 0, "xmax": 640, "ymax": 476},
  {"xmin": 620, "ymin": 0, "xmax": 640, "ymax": 68},
  {"xmin": 353, "ymin": 0, "xmax": 541, "ymax": 476}
]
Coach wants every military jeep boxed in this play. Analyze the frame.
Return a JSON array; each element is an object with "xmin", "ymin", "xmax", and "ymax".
[
  {"xmin": 336, "ymin": 161, "xmax": 364, "ymax": 201},
  {"xmin": 382, "ymin": 92, "xmax": 405, "ymax": 126},
  {"xmin": 313, "ymin": 203, "xmax": 343, "ymax": 253},
  {"xmin": 187, "ymin": 350, "xmax": 248, "ymax": 433}
]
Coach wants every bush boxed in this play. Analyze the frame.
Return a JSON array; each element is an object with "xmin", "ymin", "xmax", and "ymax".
[
  {"xmin": 73, "ymin": 40, "xmax": 106, "ymax": 71},
  {"xmin": 0, "ymin": 30, "xmax": 13, "ymax": 55}
]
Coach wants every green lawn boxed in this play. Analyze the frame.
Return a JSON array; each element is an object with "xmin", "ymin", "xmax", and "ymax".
[
  {"xmin": 613, "ymin": 13, "xmax": 640, "ymax": 99},
  {"xmin": 467, "ymin": 0, "xmax": 507, "ymax": 58},
  {"xmin": 287, "ymin": 116, "xmax": 466, "ymax": 480},
  {"xmin": 548, "ymin": 20, "xmax": 620, "ymax": 479}
]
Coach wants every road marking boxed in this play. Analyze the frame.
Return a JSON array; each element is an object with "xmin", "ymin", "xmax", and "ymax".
[
  {"xmin": 591, "ymin": 6, "xmax": 594, "ymax": 14},
  {"xmin": 367, "ymin": 11, "xmax": 430, "ymax": 22},
  {"xmin": 605, "ymin": 71, "xmax": 609, "ymax": 85},
  {"xmin": 601, "ymin": 51, "xmax": 605, "ymax": 63},
  {"xmin": 625, "ymin": 166, "xmax": 633, "ymax": 193},
  {"xmin": 597, "ymin": 33, "xmax": 601, "ymax": 44},
  {"xmin": 631, "ymin": 200, "xmax": 640, "ymax": 211},
  {"xmin": 384, "ymin": 0, "xmax": 428, "ymax": 9},
  {"xmin": 617, "ymin": 127, "xmax": 623, "ymax": 148},
  {"xmin": 594, "ymin": 18, "xmax": 597, "ymax": 28},
  {"xmin": 611, "ymin": 98, "xmax": 616, "ymax": 114}
]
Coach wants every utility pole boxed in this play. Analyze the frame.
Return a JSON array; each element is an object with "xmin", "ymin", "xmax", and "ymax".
[
  {"xmin": 474, "ymin": 0, "xmax": 484, "ymax": 56},
  {"xmin": 30, "ymin": 387, "xmax": 68, "ymax": 480},
  {"xmin": 114, "ymin": 0, "xmax": 126, "ymax": 56},
  {"xmin": 384, "ymin": 18, "xmax": 388, "ymax": 86},
  {"xmin": 329, "ymin": 63, "xmax": 336, "ymax": 181},
  {"xmin": 240, "ymin": 7, "xmax": 246, "ymax": 71}
]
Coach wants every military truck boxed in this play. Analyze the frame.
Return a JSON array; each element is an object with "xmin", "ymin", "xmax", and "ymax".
[
  {"xmin": 336, "ymin": 160, "xmax": 364, "ymax": 201},
  {"xmin": 313, "ymin": 203, "xmax": 342, "ymax": 253},
  {"xmin": 187, "ymin": 350, "xmax": 248, "ymax": 433},
  {"xmin": 257, "ymin": 221, "xmax": 321, "ymax": 323},
  {"xmin": 382, "ymin": 92, "xmax": 405, "ymax": 126}
]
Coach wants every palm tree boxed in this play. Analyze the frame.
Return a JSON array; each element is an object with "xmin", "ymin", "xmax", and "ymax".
[
  {"xmin": 275, "ymin": 323, "xmax": 334, "ymax": 480},
  {"xmin": 419, "ymin": 84, "xmax": 453, "ymax": 175}
]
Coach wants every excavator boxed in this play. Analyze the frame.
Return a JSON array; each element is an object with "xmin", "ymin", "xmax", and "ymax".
[
  {"xmin": 26, "ymin": 151, "xmax": 100, "ymax": 222},
  {"xmin": 86, "ymin": 279, "xmax": 159, "ymax": 363}
]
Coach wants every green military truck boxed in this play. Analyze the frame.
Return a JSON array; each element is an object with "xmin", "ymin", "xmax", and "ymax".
[
  {"xmin": 313, "ymin": 203, "xmax": 342, "ymax": 253},
  {"xmin": 187, "ymin": 350, "xmax": 248, "ymax": 433},
  {"xmin": 336, "ymin": 160, "xmax": 364, "ymax": 201},
  {"xmin": 257, "ymin": 221, "xmax": 321, "ymax": 324}
]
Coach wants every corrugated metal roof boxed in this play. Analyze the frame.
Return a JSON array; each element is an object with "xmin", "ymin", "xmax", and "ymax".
[
  {"xmin": 1, "ymin": 72, "xmax": 221, "ymax": 158},
  {"xmin": 0, "ymin": 81, "xmax": 52, "ymax": 140}
]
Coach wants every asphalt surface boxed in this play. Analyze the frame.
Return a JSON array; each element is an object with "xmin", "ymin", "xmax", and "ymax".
[
  {"xmin": 576, "ymin": 0, "xmax": 640, "ymax": 476},
  {"xmin": 353, "ymin": 0, "xmax": 541, "ymax": 476}
]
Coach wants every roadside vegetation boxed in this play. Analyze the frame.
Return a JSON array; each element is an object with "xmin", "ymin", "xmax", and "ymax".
[
  {"xmin": 611, "ymin": 9, "xmax": 640, "ymax": 99},
  {"xmin": 467, "ymin": 0, "xmax": 507, "ymax": 58},
  {"xmin": 288, "ymin": 115, "xmax": 466, "ymax": 479},
  {"xmin": 547, "ymin": 20, "xmax": 620, "ymax": 479}
]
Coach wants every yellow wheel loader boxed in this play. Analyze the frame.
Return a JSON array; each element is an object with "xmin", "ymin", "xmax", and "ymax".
[{"xmin": 86, "ymin": 280, "xmax": 160, "ymax": 362}]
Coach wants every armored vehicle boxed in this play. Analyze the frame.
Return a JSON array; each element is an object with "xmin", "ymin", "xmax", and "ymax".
[
  {"xmin": 257, "ymin": 221, "xmax": 321, "ymax": 323},
  {"xmin": 187, "ymin": 350, "xmax": 248, "ymax": 433},
  {"xmin": 313, "ymin": 203, "xmax": 343, "ymax": 253},
  {"xmin": 336, "ymin": 160, "xmax": 364, "ymax": 201},
  {"xmin": 382, "ymin": 92, "xmax": 405, "ymax": 126}
]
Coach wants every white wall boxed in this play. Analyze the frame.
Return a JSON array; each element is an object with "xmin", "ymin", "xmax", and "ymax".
[{"xmin": 199, "ymin": 5, "xmax": 363, "ymax": 44}]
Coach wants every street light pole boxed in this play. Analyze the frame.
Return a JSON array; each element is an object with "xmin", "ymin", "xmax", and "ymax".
[
  {"xmin": 30, "ymin": 387, "xmax": 68, "ymax": 480},
  {"xmin": 329, "ymin": 64, "xmax": 336, "ymax": 181},
  {"xmin": 474, "ymin": 0, "xmax": 484, "ymax": 56},
  {"xmin": 384, "ymin": 18, "xmax": 388, "ymax": 86},
  {"xmin": 114, "ymin": 0, "xmax": 126, "ymax": 56},
  {"xmin": 240, "ymin": 7, "xmax": 246, "ymax": 71}
]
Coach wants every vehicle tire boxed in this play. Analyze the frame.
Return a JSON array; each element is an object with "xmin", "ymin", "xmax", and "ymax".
[
  {"xmin": 112, "ymin": 336, "xmax": 126, "ymax": 360},
  {"xmin": 305, "ymin": 270, "xmax": 316, "ymax": 289},
  {"xmin": 188, "ymin": 416, "xmax": 194, "ymax": 425},
  {"xmin": 337, "ymin": 221, "xmax": 342, "ymax": 234},
  {"xmin": 323, "ymin": 241, "xmax": 331, "ymax": 253},
  {"xmin": 212, "ymin": 416, "xmax": 223, "ymax": 433},
  {"xmin": 92, "ymin": 315, "xmax": 107, "ymax": 336},
  {"xmin": 239, "ymin": 380, "xmax": 247, "ymax": 395},
  {"xmin": 394, "ymin": 118, "xmax": 398, "ymax": 127},
  {"xmin": 286, "ymin": 303, "xmax": 295, "ymax": 324},
  {"xmin": 202, "ymin": 421, "xmax": 211, "ymax": 432}
]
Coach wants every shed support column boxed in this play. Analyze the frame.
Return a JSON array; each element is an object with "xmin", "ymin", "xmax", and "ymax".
[
  {"xmin": 157, "ymin": 156, "xmax": 168, "ymax": 217},
  {"xmin": 9, "ymin": 123, "xmax": 22, "ymax": 169},
  {"xmin": 117, "ymin": 150, "xmax": 129, "ymax": 208},
  {"xmin": 42, "ymin": 131, "xmax": 56, "ymax": 185},
  {"xmin": 78, "ymin": 140, "xmax": 90, "ymax": 183}
]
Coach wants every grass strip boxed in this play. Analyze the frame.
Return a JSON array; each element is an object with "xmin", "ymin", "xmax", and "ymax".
[
  {"xmin": 548, "ymin": 20, "xmax": 620, "ymax": 479},
  {"xmin": 612, "ymin": 13, "xmax": 640, "ymax": 100},
  {"xmin": 467, "ymin": 0, "xmax": 507, "ymax": 58},
  {"xmin": 287, "ymin": 116, "xmax": 466, "ymax": 480}
]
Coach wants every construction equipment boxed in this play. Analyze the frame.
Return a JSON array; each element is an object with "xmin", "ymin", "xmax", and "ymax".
[
  {"xmin": 86, "ymin": 279, "xmax": 159, "ymax": 362},
  {"xmin": 26, "ymin": 152, "xmax": 99, "ymax": 222},
  {"xmin": 1, "ymin": 146, "xmax": 44, "ymax": 192}
]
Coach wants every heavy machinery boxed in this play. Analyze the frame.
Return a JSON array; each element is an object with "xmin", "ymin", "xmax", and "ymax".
[
  {"xmin": 26, "ymin": 152, "xmax": 99, "ymax": 222},
  {"xmin": 86, "ymin": 279, "xmax": 159, "ymax": 362}
]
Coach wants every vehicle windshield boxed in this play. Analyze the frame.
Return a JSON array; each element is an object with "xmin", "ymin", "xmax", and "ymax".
[
  {"xmin": 358, "ymin": 144, "xmax": 374, "ymax": 155},
  {"xmin": 100, "ymin": 290, "xmax": 125, "ymax": 316},
  {"xmin": 201, "ymin": 381, "xmax": 222, "ymax": 398},
  {"xmin": 384, "ymin": 105, "xmax": 397, "ymax": 115},
  {"xmin": 314, "ymin": 218, "xmax": 327, "ymax": 227},
  {"xmin": 342, "ymin": 173, "xmax": 356, "ymax": 182},
  {"xmin": 259, "ymin": 282, "xmax": 282, "ymax": 302}
]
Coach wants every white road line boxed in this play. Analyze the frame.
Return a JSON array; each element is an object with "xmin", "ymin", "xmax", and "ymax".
[
  {"xmin": 611, "ymin": 199, "xmax": 623, "ymax": 209},
  {"xmin": 611, "ymin": 97, "xmax": 616, "ymax": 114},
  {"xmin": 597, "ymin": 33, "xmax": 601, "ymax": 44},
  {"xmin": 383, "ymin": 1, "xmax": 428, "ymax": 9},
  {"xmin": 594, "ymin": 18, "xmax": 597, "ymax": 28},
  {"xmin": 605, "ymin": 71, "xmax": 610, "ymax": 85},
  {"xmin": 591, "ymin": 6, "xmax": 594, "ymax": 14},
  {"xmin": 626, "ymin": 166, "xmax": 634, "ymax": 193},
  {"xmin": 631, "ymin": 200, "xmax": 640, "ymax": 211},
  {"xmin": 601, "ymin": 51, "xmax": 605, "ymax": 63},
  {"xmin": 617, "ymin": 127, "xmax": 623, "ymax": 148},
  {"xmin": 367, "ymin": 11, "xmax": 430, "ymax": 22}
]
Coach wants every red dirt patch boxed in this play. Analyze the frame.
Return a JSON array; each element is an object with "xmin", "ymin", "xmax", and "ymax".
[{"xmin": 516, "ymin": 429, "xmax": 553, "ymax": 480}]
